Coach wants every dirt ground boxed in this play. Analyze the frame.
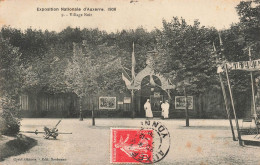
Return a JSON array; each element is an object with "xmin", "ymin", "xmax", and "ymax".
[
  {"xmin": 0, "ymin": 135, "xmax": 37, "ymax": 161},
  {"xmin": 1, "ymin": 118, "xmax": 260, "ymax": 165}
]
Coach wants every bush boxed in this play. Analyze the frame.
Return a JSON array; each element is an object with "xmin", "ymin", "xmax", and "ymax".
[
  {"xmin": 0, "ymin": 112, "xmax": 20, "ymax": 136},
  {"xmin": 0, "ymin": 97, "xmax": 21, "ymax": 136}
]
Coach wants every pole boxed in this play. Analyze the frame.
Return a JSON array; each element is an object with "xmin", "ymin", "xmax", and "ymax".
[
  {"xmin": 248, "ymin": 47, "xmax": 259, "ymax": 135},
  {"xmin": 224, "ymin": 64, "xmax": 243, "ymax": 146},
  {"xmin": 250, "ymin": 71, "xmax": 259, "ymax": 134},
  {"xmin": 248, "ymin": 47, "xmax": 259, "ymax": 125},
  {"xmin": 79, "ymin": 97, "xmax": 83, "ymax": 121},
  {"xmin": 250, "ymin": 72, "xmax": 257, "ymax": 118},
  {"xmin": 219, "ymin": 73, "xmax": 237, "ymax": 141},
  {"xmin": 184, "ymin": 86, "xmax": 189, "ymax": 127},
  {"xmin": 168, "ymin": 89, "xmax": 172, "ymax": 101},
  {"xmin": 92, "ymin": 102, "xmax": 95, "ymax": 126},
  {"xmin": 131, "ymin": 89, "xmax": 135, "ymax": 118}
]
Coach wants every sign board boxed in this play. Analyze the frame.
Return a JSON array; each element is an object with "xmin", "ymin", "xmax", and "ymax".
[
  {"xmin": 117, "ymin": 101, "xmax": 123, "ymax": 105},
  {"xmin": 99, "ymin": 97, "xmax": 116, "ymax": 109},
  {"xmin": 124, "ymin": 97, "xmax": 131, "ymax": 103},
  {"xmin": 154, "ymin": 92, "xmax": 160, "ymax": 98},
  {"xmin": 218, "ymin": 59, "xmax": 260, "ymax": 73},
  {"xmin": 175, "ymin": 96, "xmax": 193, "ymax": 110}
]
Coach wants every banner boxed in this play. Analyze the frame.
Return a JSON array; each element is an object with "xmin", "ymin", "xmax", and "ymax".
[
  {"xmin": 124, "ymin": 97, "xmax": 131, "ymax": 103},
  {"xmin": 217, "ymin": 59, "xmax": 260, "ymax": 73},
  {"xmin": 122, "ymin": 73, "xmax": 131, "ymax": 86}
]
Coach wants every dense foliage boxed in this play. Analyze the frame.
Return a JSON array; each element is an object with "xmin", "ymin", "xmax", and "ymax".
[
  {"xmin": 0, "ymin": 37, "xmax": 22, "ymax": 135},
  {"xmin": 154, "ymin": 18, "xmax": 218, "ymax": 95}
]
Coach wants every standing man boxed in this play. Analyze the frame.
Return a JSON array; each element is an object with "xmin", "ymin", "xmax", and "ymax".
[
  {"xmin": 144, "ymin": 99, "xmax": 153, "ymax": 118},
  {"xmin": 159, "ymin": 101, "xmax": 163, "ymax": 118},
  {"xmin": 162, "ymin": 100, "xmax": 170, "ymax": 119}
]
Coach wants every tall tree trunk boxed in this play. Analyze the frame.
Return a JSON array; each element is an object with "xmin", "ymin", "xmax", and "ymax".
[
  {"xmin": 79, "ymin": 97, "xmax": 83, "ymax": 121},
  {"xmin": 184, "ymin": 86, "xmax": 189, "ymax": 127},
  {"xmin": 92, "ymin": 101, "xmax": 95, "ymax": 126}
]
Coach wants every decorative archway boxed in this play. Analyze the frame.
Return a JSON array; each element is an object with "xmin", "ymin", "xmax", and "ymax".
[
  {"xmin": 128, "ymin": 64, "xmax": 175, "ymax": 117},
  {"xmin": 132, "ymin": 66, "xmax": 175, "ymax": 91}
]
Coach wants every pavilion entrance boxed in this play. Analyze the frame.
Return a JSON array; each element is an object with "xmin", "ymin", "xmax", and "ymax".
[
  {"xmin": 122, "ymin": 50, "xmax": 176, "ymax": 118},
  {"xmin": 136, "ymin": 75, "xmax": 168, "ymax": 117}
]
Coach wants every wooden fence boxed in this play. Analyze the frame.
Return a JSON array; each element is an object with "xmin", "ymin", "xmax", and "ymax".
[{"xmin": 19, "ymin": 89, "xmax": 252, "ymax": 118}]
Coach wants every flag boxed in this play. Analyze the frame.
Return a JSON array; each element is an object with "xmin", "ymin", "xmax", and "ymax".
[
  {"xmin": 131, "ymin": 42, "xmax": 136, "ymax": 81},
  {"xmin": 122, "ymin": 73, "xmax": 131, "ymax": 87},
  {"xmin": 218, "ymin": 32, "xmax": 223, "ymax": 46},
  {"xmin": 121, "ymin": 66, "xmax": 131, "ymax": 80},
  {"xmin": 213, "ymin": 42, "xmax": 216, "ymax": 52},
  {"xmin": 249, "ymin": 47, "xmax": 252, "ymax": 58},
  {"xmin": 213, "ymin": 42, "xmax": 224, "ymax": 73},
  {"xmin": 212, "ymin": 42, "xmax": 217, "ymax": 59},
  {"xmin": 150, "ymin": 75, "xmax": 156, "ymax": 86},
  {"xmin": 213, "ymin": 41, "xmax": 220, "ymax": 62},
  {"xmin": 218, "ymin": 31, "xmax": 224, "ymax": 52},
  {"xmin": 216, "ymin": 32, "xmax": 225, "ymax": 73},
  {"xmin": 217, "ymin": 66, "xmax": 224, "ymax": 73},
  {"xmin": 121, "ymin": 66, "xmax": 131, "ymax": 87}
]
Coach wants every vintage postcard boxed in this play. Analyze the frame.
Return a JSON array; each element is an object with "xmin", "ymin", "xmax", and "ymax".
[{"xmin": 0, "ymin": 0, "xmax": 260, "ymax": 164}]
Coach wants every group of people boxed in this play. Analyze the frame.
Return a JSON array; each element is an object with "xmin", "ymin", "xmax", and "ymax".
[{"xmin": 144, "ymin": 99, "xmax": 170, "ymax": 119}]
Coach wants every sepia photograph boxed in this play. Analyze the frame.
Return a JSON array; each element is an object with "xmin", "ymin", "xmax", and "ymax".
[
  {"xmin": 99, "ymin": 97, "xmax": 116, "ymax": 109},
  {"xmin": 0, "ymin": 0, "xmax": 259, "ymax": 164},
  {"xmin": 175, "ymin": 96, "xmax": 193, "ymax": 110}
]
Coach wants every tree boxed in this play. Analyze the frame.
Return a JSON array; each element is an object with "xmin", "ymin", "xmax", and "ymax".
[
  {"xmin": 154, "ymin": 17, "xmax": 218, "ymax": 125},
  {"xmin": 236, "ymin": 0, "xmax": 260, "ymax": 44},
  {"xmin": 64, "ymin": 40, "xmax": 130, "ymax": 120},
  {"xmin": 0, "ymin": 36, "xmax": 23, "ymax": 135}
]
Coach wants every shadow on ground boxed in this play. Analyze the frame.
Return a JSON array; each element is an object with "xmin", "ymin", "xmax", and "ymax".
[{"xmin": 0, "ymin": 134, "xmax": 37, "ymax": 161}]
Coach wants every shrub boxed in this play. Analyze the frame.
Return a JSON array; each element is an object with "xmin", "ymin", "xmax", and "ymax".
[{"xmin": 0, "ymin": 97, "xmax": 21, "ymax": 136}]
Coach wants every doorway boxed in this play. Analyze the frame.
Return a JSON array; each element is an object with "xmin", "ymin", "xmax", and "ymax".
[
  {"xmin": 138, "ymin": 75, "xmax": 167, "ymax": 117},
  {"xmin": 150, "ymin": 95, "xmax": 163, "ymax": 117}
]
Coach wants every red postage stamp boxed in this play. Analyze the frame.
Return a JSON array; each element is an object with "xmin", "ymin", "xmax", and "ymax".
[{"xmin": 111, "ymin": 128, "xmax": 153, "ymax": 163}]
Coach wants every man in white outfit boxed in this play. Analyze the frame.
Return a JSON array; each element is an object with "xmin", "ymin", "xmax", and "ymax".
[
  {"xmin": 161, "ymin": 100, "xmax": 170, "ymax": 119},
  {"xmin": 160, "ymin": 101, "xmax": 163, "ymax": 117},
  {"xmin": 144, "ymin": 99, "xmax": 153, "ymax": 118}
]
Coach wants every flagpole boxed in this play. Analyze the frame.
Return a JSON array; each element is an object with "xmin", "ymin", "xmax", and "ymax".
[
  {"xmin": 224, "ymin": 64, "xmax": 243, "ymax": 146},
  {"xmin": 131, "ymin": 89, "xmax": 135, "ymax": 118},
  {"xmin": 219, "ymin": 72, "xmax": 237, "ymax": 141},
  {"xmin": 131, "ymin": 42, "xmax": 136, "ymax": 118},
  {"xmin": 214, "ymin": 40, "xmax": 236, "ymax": 141},
  {"xmin": 132, "ymin": 42, "xmax": 136, "ymax": 81},
  {"xmin": 249, "ymin": 47, "xmax": 256, "ymax": 117},
  {"xmin": 248, "ymin": 47, "xmax": 259, "ymax": 135}
]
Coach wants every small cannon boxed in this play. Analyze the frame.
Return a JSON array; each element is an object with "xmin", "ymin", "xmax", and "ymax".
[{"xmin": 20, "ymin": 119, "xmax": 72, "ymax": 139}]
